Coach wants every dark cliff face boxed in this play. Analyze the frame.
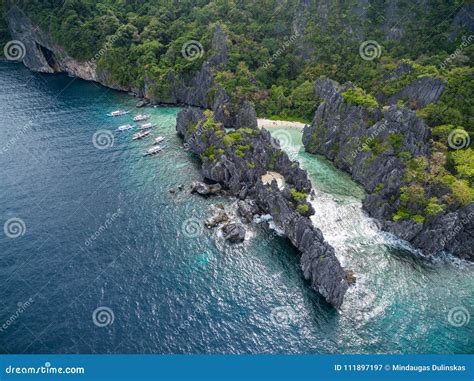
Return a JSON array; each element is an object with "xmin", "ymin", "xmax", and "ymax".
[
  {"xmin": 4, "ymin": 4, "xmax": 98, "ymax": 81},
  {"xmin": 145, "ymin": 24, "xmax": 229, "ymax": 108},
  {"xmin": 4, "ymin": 4, "xmax": 228, "ymax": 109},
  {"xmin": 303, "ymin": 78, "xmax": 473, "ymax": 261},
  {"xmin": 176, "ymin": 102, "xmax": 349, "ymax": 308}
]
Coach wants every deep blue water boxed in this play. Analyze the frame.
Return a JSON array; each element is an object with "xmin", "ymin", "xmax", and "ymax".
[{"xmin": 0, "ymin": 62, "xmax": 472, "ymax": 354}]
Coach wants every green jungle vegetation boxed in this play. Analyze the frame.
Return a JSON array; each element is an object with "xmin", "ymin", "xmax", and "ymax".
[{"xmin": 1, "ymin": 0, "xmax": 472, "ymax": 222}]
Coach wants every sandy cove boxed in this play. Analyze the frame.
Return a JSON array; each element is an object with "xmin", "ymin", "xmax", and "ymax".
[{"xmin": 257, "ymin": 118, "xmax": 307, "ymax": 130}]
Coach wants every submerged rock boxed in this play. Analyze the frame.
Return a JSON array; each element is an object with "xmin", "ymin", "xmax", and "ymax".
[
  {"xmin": 222, "ymin": 223, "xmax": 246, "ymax": 242},
  {"xmin": 205, "ymin": 210, "xmax": 229, "ymax": 228},
  {"xmin": 345, "ymin": 270, "xmax": 357, "ymax": 285}
]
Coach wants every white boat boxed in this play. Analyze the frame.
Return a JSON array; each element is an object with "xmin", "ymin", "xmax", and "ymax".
[
  {"xmin": 132, "ymin": 130, "xmax": 152, "ymax": 140},
  {"xmin": 133, "ymin": 114, "xmax": 150, "ymax": 122},
  {"xmin": 117, "ymin": 124, "xmax": 133, "ymax": 131},
  {"xmin": 140, "ymin": 122, "xmax": 156, "ymax": 130},
  {"xmin": 145, "ymin": 145, "xmax": 164, "ymax": 156},
  {"xmin": 154, "ymin": 136, "xmax": 165, "ymax": 144},
  {"xmin": 107, "ymin": 110, "xmax": 129, "ymax": 117}
]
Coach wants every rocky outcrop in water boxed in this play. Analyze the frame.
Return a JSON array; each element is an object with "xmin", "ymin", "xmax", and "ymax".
[
  {"xmin": 176, "ymin": 100, "xmax": 349, "ymax": 307},
  {"xmin": 303, "ymin": 78, "xmax": 473, "ymax": 261},
  {"xmin": 191, "ymin": 181, "xmax": 222, "ymax": 196},
  {"xmin": 222, "ymin": 223, "xmax": 246, "ymax": 242}
]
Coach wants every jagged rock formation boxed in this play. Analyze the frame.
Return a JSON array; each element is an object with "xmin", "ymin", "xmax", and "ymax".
[
  {"xmin": 144, "ymin": 25, "xmax": 228, "ymax": 107},
  {"xmin": 303, "ymin": 78, "xmax": 473, "ymax": 261},
  {"xmin": 4, "ymin": 3, "xmax": 228, "ymax": 108},
  {"xmin": 386, "ymin": 77, "xmax": 446, "ymax": 109},
  {"xmin": 177, "ymin": 103, "xmax": 349, "ymax": 308},
  {"xmin": 450, "ymin": 3, "xmax": 474, "ymax": 41},
  {"xmin": 222, "ymin": 223, "xmax": 246, "ymax": 242}
]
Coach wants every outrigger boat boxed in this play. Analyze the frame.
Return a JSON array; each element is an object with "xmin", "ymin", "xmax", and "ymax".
[
  {"xmin": 132, "ymin": 130, "xmax": 152, "ymax": 140},
  {"xmin": 117, "ymin": 124, "xmax": 133, "ymax": 131},
  {"xmin": 139, "ymin": 122, "xmax": 156, "ymax": 130},
  {"xmin": 133, "ymin": 114, "xmax": 150, "ymax": 122},
  {"xmin": 154, "ymin": 136, "xmax": 165, "ymax": 144},
  {"xmin": 107, "ymin": 110, "xmax": 129, "ymax": 117},
  {"xmin": 144, "ymin": 145, "xmax": 164, "ymax": 156}
]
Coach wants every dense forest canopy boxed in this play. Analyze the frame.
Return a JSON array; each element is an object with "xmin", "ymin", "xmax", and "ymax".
[
  {"xmin": 0, "ymin": 0, "xmax": 473, "ymax": 219},
  {"xmin": 1, "ymin": 0, "xmax": 471, "ymax": 124}
]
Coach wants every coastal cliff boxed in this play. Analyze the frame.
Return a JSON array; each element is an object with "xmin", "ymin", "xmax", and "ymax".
[
  {"xmin": 176, "ymin": 104, "xmax": 349, "ymax": 308},
  {"xmin": 3, "ymin": 1, "xmax": 472, "ymax": 279},
  {"xmin": 3, "ymin": 1, "xmax": 226, "ymax": 107},
  {"xmin": 4, "ymin": 4, "xmax": 97, "ymax": 82},
  {"xmin": 303, "ymin": 77, "xmax": 473, "ymax": 261},
  {"xmin": 3, "ymin": 6, "xmax": 350, "ymax": 307}
]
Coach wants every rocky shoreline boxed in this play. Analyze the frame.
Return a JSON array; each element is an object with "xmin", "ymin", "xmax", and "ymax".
[
  {"xmin": 4, "ymin": 9, "xmax": 351, "ymax": 307},
  {"xmin": 7, "ymin": 2, "xmax": 471, "ymax": 305},
  {"xmin": 176, "ymin": 105, "xmax": 349, "ymax": 308},
  {"xmin": 302, "ymin": 77, "xmax": 473, "ymax": 261}
]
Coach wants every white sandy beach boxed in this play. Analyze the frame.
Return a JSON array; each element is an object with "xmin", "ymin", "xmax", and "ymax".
[{"xmin": 257, "ymin": 118, "xmax": 307, "ymax": 130}]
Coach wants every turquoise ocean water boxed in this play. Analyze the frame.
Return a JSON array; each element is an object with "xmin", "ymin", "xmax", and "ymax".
[{"xmin": 0, "ymin": 62, "xmax": 472, "ymax": 354}]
